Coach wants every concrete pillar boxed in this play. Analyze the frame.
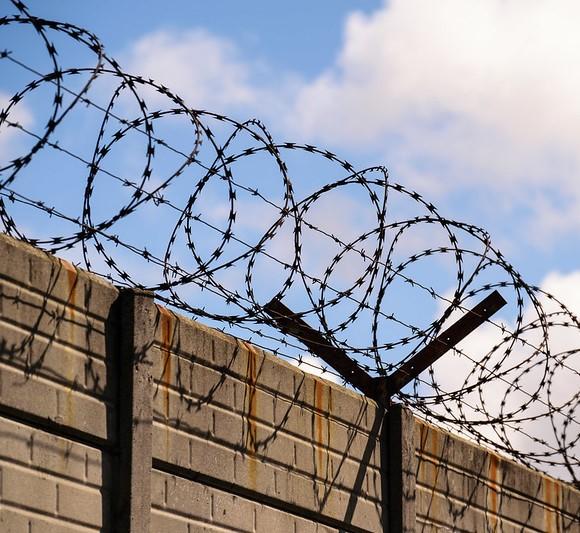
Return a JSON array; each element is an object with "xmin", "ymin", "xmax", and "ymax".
[
  {"xmin": 386, "ymin": 404, "xmax": 416, "ymax": 532},
  {"xmin": 116, "ymin": 288, "xmax": 156, "ymax": 532}
]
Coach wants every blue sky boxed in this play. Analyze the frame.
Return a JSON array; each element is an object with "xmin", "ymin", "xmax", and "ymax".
[
  {"xmin": 3, "ymin": 0, "xmax": 578, "ymax": 329},
  {"xmin": 14, "ymin": 0, "xmax": 578, "ymax": 278},
  {"xmin": 2, "ymin": 1, "xmax": 580, "ymax": 477}
]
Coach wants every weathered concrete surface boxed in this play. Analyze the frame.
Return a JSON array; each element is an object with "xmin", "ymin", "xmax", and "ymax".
[
  {"xmin": 116, "ymin": 289, "xmax": 156, "ymax": 532},
  {"xmin": 151, "ymin": 306, "xmax": 385, "ymax": 532},
  {"xmin": 414, "ymin": 416, "xmax": 580, "ymax": 532},
  {"xmin": 0, "ymin": 406, "xmax": 112, "ymax": 530},
  {"xmin": 0, "ymin": 233, "xmax": 118, "ymax": 531},
  {"xmin": 0, "ymin": 233, "xmax": 119, "ymax": 441}
]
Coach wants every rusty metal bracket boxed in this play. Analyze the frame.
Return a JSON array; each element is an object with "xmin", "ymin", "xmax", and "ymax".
[
  {"xmin": 372, "ymin": 290, "xmax": 507, "ymax": 399},
  {"xmin": 264, "ymin": 291, "xmax": 507, "ymax": 405},
  {"xmin": 264, "ymin": 298, "xmax": 376, "ymax": 395}
]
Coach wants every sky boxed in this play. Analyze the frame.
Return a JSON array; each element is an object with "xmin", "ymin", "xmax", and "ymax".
[
  {"xmin": 1, "ymin": 1, "xmax": 579, "ymax": 478},
  {"xmin": 8, "ymin": 0, "xmax": 578, "ymax": 278}
]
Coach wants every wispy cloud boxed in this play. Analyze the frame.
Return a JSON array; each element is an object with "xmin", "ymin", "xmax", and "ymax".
[
  {"xmin": 124, "ymin": 28, "xmax": 257, "ymax": 111},
  {"xmin": 0, "ymin": 92, "xmax": 33, "ymax": 160},
  {"xmin": 284, "ymin": 0, "xmax": 580, "ymax": 237},
  {"xmin": 289, "ymin": 1, "xmax": 580, "ymax": 169},
  {"xmin": 120, "ymin": 2, "xmax": 580, "ymax": 244}
]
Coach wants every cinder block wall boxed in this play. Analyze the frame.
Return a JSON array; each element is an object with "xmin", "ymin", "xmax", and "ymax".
[
  {"xmin": 150, "ymin": 307, "xmax": 384, "ymax": 532},
  {"xmin": 0, "ymin": 233, "xmax": 118, "ymax": 531},
  {"xmin": 413, "ymin": 418, "xmax": 580, "ymax": 532},
  {"xmin": 0, "ymin": 232, "xmax": 578, "ymax": 533}
]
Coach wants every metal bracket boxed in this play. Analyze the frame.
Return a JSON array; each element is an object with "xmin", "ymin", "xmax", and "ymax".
[{"xmin": 264, "ymin": 291, "xmax": 507, "ymax": 405}]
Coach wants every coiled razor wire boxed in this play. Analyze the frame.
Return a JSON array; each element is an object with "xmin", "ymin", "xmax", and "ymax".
[{"xmin": 0, "ymin": 1, "xmax": 579, "ymax": 484}]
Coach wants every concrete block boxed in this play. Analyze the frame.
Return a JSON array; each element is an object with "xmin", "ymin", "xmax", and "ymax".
[
  {"xmin": 153, "ymin": 429, "xmax": 237, "ymax": 485},
  {"xmin": 272, "ymin": 396, "xmax": 314, "ymax": 442},
  {"xmin": 0, "ymin": 361, "xmax": 59, "ymax": 420},
  {"xmin": 0, "ymin": 233, "xmax": 37, "ymax": 286},
  {"xmin": 31, "ymin": 430, "xmax": 90, "ymax": 483},
  {"xmin": 150, "ymin": 510, "xmax": 189, "ymax": 533},
  {"xmin": 194, "ymin": 367, "xmax": 236, "ymax": 413},
  {"xmin": 0, "ymin": 271, "xmax": 111, "ymax": 356},
  {"xmin": 153, "ymin": 420, "xmax": 196, "ymax": 469},
  {"xmin": 55, "ymin": 384, "xmax": 111, "ymax": 440},
  {"xmin": 211, "ymin": 492, "xmax": 255, "ymax": 531},
  {"xmin": 0, "ymin": 322, "xmax": 111, "ymax": 399},
  {"xmin": 57, "ymin": 481, "xmax": 104, "ymax": 527},
  {"xmin": 0, "ymin": 415, "xmax": 112, "ymax": 514},
  {"xmin": 154, "ymin": 470, "xmax": 211, "ymax": 521},
  {"xmin": 153, "ymin": 386, "xmax": 214, "ymax": 438},
  {"xmin": 0, "ymin": 506, "xmax": 101, "ymax": 533},
  {"xmin": 253, "ymin": 351, "xmax": 300, "ymax": 400},
  {"xmin": 0, "ymin": 415, "xmax": 33, "ymax": 465},
  {"xmin": 210, "ymin": 405, "xmax": 244, "ymax": 448},
  {"xmin": 1, "ymin": 463, "xmax": 57, "ymax": 515}
]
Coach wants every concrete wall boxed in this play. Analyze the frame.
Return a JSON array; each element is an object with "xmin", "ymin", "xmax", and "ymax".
[
  {"xmin": 413, "ymin": 417, "xmax": 580, "ymax": 532},
  {"xmin": 0, "ymin": 233, "xmax": 118, "ymax": 531},
  {"xmin": 0, "ymin": 232, "xmax": 578, "ymax": 532},
  {"xmin": 150, "ymin": 305, "xmax": 384, "ymax": 532}
]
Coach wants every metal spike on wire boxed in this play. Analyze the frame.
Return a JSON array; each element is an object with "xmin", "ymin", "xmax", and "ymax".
[{"xmin": 1, "ymin": 0, "xmax": 579, "ymax": 484}]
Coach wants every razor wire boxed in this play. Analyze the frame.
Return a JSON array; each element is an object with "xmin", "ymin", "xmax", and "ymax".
[{"xmin": 0, "ymin": 1, "xmax": 579, "ymax": 484}]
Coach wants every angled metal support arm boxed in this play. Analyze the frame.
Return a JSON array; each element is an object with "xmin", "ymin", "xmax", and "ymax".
[
  {"xmin": 264, "ymin": 298, "xmax": 376, "ymax": 396},
  {"xmin": 264, "ymin": 290, "xmax": 506, "ymax": 404},
  {"xmin": 372, "ymin": 290, "xmax": 507, "ymax": 398}
]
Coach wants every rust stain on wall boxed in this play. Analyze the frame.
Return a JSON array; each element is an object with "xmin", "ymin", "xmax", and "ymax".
[
  {"xmin": 61, "ymin": 259, "xmax": 78, "ymax": 317},
  {"xmin": 157, "ymin": 305, "xmax": 175, "ymax": 462},
  {"xmin": 486, "ymin": 454, "xmax": 501, "ymax": 531},
  {"xmin": 543, "ymin": 476, "xmax": 562, "ymax": 533},
  {"xmin": 312, "ymin": 379, "xmax": 333, "ymax": 501},
  {"xmin": 242, "ymin": 341, "xmax": 258, "ymax": 490},
  {"xmin": 327, "ymin": 386, "xmax": 332, "ymax": 478}
]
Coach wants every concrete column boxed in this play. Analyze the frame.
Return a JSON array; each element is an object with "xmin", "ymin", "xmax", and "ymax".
[
  {"xmin": 386, "ymin": 404, "xmax": 417, "ymax": 532},
  {"xmin": 116, "ymin": 288, "xmax": 156, "ymax": 532}
]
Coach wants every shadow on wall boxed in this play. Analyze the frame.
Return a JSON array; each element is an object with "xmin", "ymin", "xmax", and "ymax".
[
  {"xmin": 415, "ymin": 420, "xmax": 580, "ymax": 532},
  {"xmin": 1, "ymin": 233, "xmax": 578, "ymax": 532},
  {"xmin": 0, "ymin": 248, "xmax": 118, "ymax": 530},
  {"xmin": 151, "ymin": 304, "xmax": 386, "ymax": 530}
]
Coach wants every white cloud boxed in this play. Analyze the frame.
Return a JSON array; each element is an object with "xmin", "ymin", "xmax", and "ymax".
[
  {"xmin": 539, "ymin": 270, "xmax": 580, "ymax": 316},
  {"xmin": 120, "ymin": 2, "xmax": 580, "ymax": 239},
  {"xmin": 0, "ymin": 92, "xmax": 33, "ymax": 160},
  {"xmin": 286, "ymin": 0, "xmax": 580, "ymax": 230},
  {"xmin": 124, "ymin": 29, "xmax": 257, "ymax": 111},
  {"xmin": 291, "ymin": 0, "xmax": 580, "ymax": 156}
]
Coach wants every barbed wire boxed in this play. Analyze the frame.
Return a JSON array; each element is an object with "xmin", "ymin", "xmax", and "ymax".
[{"xmin": 0, "ymin": 1, "xmax": 578, "ymax": 485}]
